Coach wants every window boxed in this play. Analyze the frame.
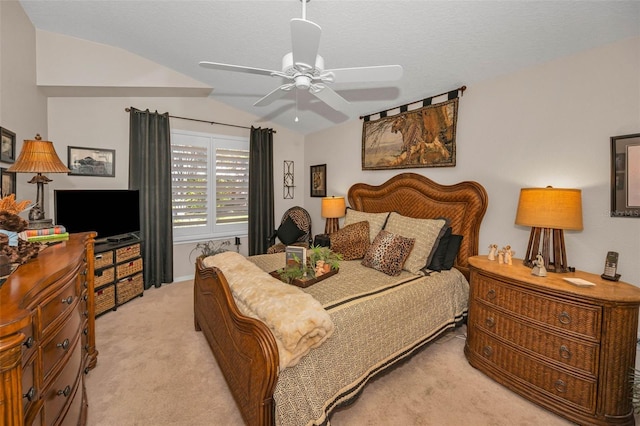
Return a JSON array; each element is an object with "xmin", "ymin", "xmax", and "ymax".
[{"xmin": 171, "ymin": 130, "xmax": 249, "ymax": 242}]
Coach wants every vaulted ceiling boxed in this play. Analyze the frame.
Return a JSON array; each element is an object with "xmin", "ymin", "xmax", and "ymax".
[{"xmin": 19, "ymin": 0, "xmax": 640, "ymax": 135}]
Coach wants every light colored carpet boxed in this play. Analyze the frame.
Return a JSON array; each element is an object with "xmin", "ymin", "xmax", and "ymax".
[{"xmin": 86, "ymin": 280, "xmax": 580, "ymax": 425}]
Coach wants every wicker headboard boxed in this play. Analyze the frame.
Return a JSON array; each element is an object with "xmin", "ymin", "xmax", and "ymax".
[{"xmin": 348, "ymin": 173, "xmax": 488, "ymax": 279}]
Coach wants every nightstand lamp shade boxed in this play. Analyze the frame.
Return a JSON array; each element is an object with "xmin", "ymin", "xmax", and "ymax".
[
  {"xmin": 515, "ymin": 187, "xmax": 583, "ymax": 273},
  {"xmin": 7, "ymin": 134, "xmax": 70, "ymax": 229},
  {"xmin": 321, "ymin": 196, "xmax": 345, "ymax": 235}
]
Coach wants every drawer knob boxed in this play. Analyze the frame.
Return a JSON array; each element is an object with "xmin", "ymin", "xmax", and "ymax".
[
  {"xmin": 57, "ymin": 385, "xmax": 71, "ymax": 398},
  {"xmin": 486, "ymin": 289, "xmax": 496, "ymax": 300},
  {"xmin": 23, "ymin": 386, "xmax": 36, "ymax": 401},
  {"xmin": 558, "ymin": 311, "xmax": 572, "ymax": 325},
  {"xmin": 559, "ymin": 345, "xmax": 572, "ymax": 360},
  {"xmin": 61, "ymin": 296, "xmax": 73, "ymax": 305},
  {"xmin": 485, "ymin": 317, "xmax": 495, "ymax": 328},
  {"xmin": 83, "ymin": 294, "xmax": 88, "ymax": 302},
  {"xmin": 554, "ymin": 379, "xmax": 567, "ymax": 393},
  {"xmin": 482, "ymin": 345, "xmax": 493, "ymax": 357},
  {"xmin": 57, "ymin": 338, "xmax": 70, "ymax": 351},
  {"xmin": 23, "ymin": 336, "xmax": 34, "ymax": 348}
]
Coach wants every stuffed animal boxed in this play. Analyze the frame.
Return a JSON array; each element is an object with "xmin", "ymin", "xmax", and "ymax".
[{"xmin": 0, "ymin": 195, "xmax": 45, "ymax": 265}]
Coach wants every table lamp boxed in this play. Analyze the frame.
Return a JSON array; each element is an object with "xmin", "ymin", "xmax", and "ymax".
[
  {"xmin": 7, "ymin": 134, "xmax": 70, "ymax": 229},
  {"xmin": 515, "ymin": 186, "xmax": 583, "ymax": 273},
  {"xmin": 321, "ymin": 196, "xmax": 345, "ymax": 234}
]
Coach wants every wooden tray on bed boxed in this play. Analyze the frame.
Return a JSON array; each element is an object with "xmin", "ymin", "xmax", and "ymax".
[{"xmin": 269, "ymin": 268, "xmax": 338, "ymax": 288}]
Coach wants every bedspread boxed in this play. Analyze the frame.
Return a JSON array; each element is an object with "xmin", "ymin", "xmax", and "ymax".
[{"xmin": 250, "ymin": 253, "xmax": 469, "ymax": 426}]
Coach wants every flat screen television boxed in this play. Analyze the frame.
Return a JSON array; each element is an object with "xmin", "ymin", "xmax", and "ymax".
[{"xmin": 54, "ymin": 189, "xmax": 141, "ymax": 242}]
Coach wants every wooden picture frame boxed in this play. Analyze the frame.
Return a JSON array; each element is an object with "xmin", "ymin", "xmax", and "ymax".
[
  {"xmin": 1, "ymin": 168, "xmax": 16, "ymax": 197},
  {"xmin": 310, "ymin": 164, "xmax": 326, "ymax": 197},
  {"xmin": 67, "ymin": 146, "xmax": 115, "ymax": 177},
  {"xmin": 362, "ymin": 98, "xmax": 458, "ymax": 170},
  {"xmin": 611, "ymin": 133, "xmax": 640, "ymax": 217},
  {"xmin": 0, "ymin": 128, "xmax": 16, "ymax": 163}
]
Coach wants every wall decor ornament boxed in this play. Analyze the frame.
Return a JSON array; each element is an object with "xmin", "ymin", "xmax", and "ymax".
[
  {"xmin": 310, "ymin": 164, "xmax": 326, "ymax": 197},
  {"xmin": 0, "ymin": 168, "xmax": 16, "ymax": 197},
  {"xmin": 67, "ymin": 146, "xmax": 115, "ymax": 177},
  {"xmin": 361, "ymin": 89, "xmax": 463, "ymax": 170},
  {"xmin": 283, "ymin": 160, "xmax": 294, "ymax": 199},
  {"xmin": 0, "ymin": 128, "xmax": 16, "ymax": 163},
  {"xmin": 610, "ymin": 133, "xmax": 640, "ymax": 217}
]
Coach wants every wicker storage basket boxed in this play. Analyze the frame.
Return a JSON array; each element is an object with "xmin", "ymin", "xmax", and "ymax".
[
  {"xmin": 116, "ymin": 243, "xmax": 141, "ymax": 263},
  {"xmin": 95, "ymin": 285, "xmax": 115, "ymax": 316},
  {"xmin": 94, "ymin": 251, "xmax": 114, "ymax": 269},
  {"xmin": 116, "ymin": 273, "xmax": 144, "ymax": 305},
  {"xmin": 95, "ymin": 267, "xmax": 115, "ymax": 287},
  {"xmin": 116, "ymin": 258, "xmax": 143, "ymax": 279}
]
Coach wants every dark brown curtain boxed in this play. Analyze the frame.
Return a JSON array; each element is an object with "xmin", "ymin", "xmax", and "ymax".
[
  {"xmin": 128, "ymin": 108, "xmax": 173, "ymax": 288},
  {"xmin": 248, "ymin": 126, "xmax": 274, "ymax": 255}
]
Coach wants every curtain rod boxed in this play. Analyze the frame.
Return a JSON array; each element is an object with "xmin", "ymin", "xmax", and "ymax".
[
  {"xmin": 124, "ymin": 108, "xmax": 276, "ymax": 133},
  {"xmin": 359, "ymin": 85, "xmax": 466, "ymax": 120}
]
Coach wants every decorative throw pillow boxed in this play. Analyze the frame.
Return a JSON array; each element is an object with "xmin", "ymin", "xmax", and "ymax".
[
  {"xmin": 425, "ymin": 228, "xmax": 464, "ymax": 272},
  {"xmin": 343, "ymin": 208, "xmax": 391, "ymax": 243},
  {"xmin": 277, "ymin": 216, "xmax": 304, "ymax": 245},
  {"xmin": 361, "ymin": 230, "xmax": 415, "ymax": 276},
  {"xmin": 384, "ymin": 213, "xmax": 449, "ymax": 275},
  {"xmin": 329, "ymin": 221, "xmax": 370, "ymax": 260}
]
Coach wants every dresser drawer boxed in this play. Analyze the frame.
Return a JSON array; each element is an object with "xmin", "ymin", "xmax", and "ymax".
[
  {"xmin": 469, "ymin": 330, "xmax": 597, "ymax": 413},
  {"xmin": 42, "ymin": 310, "xmax": 81, "ymax": 381},
  {"xmin": 471, "ymin": 303, "xmax": 599, "ymax": 376},
  {"xmin": 21, "ymin": 354, "xmax": 37, "ymax": 413},
  {"xmin": 40, "ymin": 277, "xmax": 79, "ymax": 336},
  {"xmin": 42, "ymin": 336, "xmax": 83, "ymax": 426},
  {"xmin": 472, "ymin": 274, "xmax": 602, "ymax": 340}
]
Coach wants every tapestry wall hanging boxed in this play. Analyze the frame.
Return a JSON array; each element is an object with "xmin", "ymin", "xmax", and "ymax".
[{"xmin": 362, "ymin": 97, "xmax": 459, "ymax": 170}]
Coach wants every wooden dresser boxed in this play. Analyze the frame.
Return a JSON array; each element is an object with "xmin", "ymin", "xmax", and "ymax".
[
  {"xmin": 465, "ymin": 255, "xmax": 640, "ymax": 425},
  {"xmin": 0, "ymin": 232, "xmax": 97, "ymax": 425}
]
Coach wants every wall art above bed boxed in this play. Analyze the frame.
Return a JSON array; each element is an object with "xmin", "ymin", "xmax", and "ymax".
[{"xmin": 361, "ymin": 87, "xmax": 464, "ymax": 170}]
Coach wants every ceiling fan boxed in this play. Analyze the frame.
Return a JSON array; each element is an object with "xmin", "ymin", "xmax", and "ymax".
[{"xmin": 199, "ymin": 0, "xmax": 403, "ymax": 113}]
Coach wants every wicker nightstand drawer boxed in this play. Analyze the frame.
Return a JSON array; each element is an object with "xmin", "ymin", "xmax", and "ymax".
[
  {"xmin": 471, "ymin": 303, "xmax": 599, "ymax": 376},
  {"xmin": 116, "ymin": 243, "xmax": 141, "ymax": 263},
  {"xmin": 473, "ymin": 274, "xmax": 601, "ymax": 340},
  {"xmin": 116, "ymin": 273, "xmax": 143, "ymax": 305},
  {"xmin": 469, "ymin": 330, "xmax": 597, "ymax": 413},
  {"xmin": 95, "ymin": 285, "xmax": 116, "ymax": 316},
  {"xmin": 116, "ymin": 258, "xmax": 143, "ymax": 279},
  {"xmin": 95, "ymin": 267, "xmax": 115, "ymax": 287}
]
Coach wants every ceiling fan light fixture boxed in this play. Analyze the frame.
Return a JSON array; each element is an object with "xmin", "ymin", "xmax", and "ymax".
[{"xmin": 295, "ymin": 75, "xmax": 312, "ymax": 90}]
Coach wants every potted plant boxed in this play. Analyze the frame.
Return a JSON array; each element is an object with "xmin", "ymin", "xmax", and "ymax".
[
  {"xmin": 274, "ymin": 245, "xmax": 342, "ymax": 286},
  {"xmin": 190, "ymin": 239, "xmax": 231, "ymax": 262},
  {"xmin": 308, "ymin": 245, "xmax": 342, "ymax": 276}
]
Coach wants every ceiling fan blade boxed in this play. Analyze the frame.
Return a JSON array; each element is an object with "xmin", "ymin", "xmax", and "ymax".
[
  {"xmin": 290, "ymin": 18, "xmax": 321, "ymax": 71},
  {"xmin": 323, "ymin": 65, "xmax": 403, "ymax": 84},
  {"xmin": 199, "ymin": 61, "xmax": 287, "ymax": 78},
  {"xmin": 309, "ymin": 84, "xmax": 350, "ymax": 112},
  {"xmin": 253, "ymin": 84, "xmax": 295, "ymax": 107}
]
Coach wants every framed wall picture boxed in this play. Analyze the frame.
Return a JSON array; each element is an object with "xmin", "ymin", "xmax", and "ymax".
[
  {"xmin": 310, "ymin": 164, "xmax": 326, "ymax": 197},
  {"xmin": 67, "ymin": 146, "xmax": 115, "ymax": 177},
  {"xmin": 0, "ymin": 128, "xmax": 16, "ymax": 163},
  {"xmin": 1, "ymin": 168, "xmax": 16, "ymax": 197},
  {"xmin": 611, "ymin": 133, "xmax": 640, "ymax": 217}
]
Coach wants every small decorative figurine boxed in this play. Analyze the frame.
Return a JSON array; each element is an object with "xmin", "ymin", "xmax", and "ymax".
[
  {"xmin": 497, "ymin": 249, "xmax": 505, "ymax": 264},
  {"xmin": 488, "ymin": 244, "xmax": 498, "ymax": 261},
  {"xmin": 532, "ymin": 253, "xmax": 547, "ymax": 277},
  {"xmin": 503, "ymin": 245, "xmax": 514, "ymax": 265}
]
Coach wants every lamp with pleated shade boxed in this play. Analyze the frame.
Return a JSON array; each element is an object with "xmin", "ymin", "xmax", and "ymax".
[
  {"xmin": 515, "ymin": 186, "xmax": 583, "ymax": 273},
  {"xmin": 321, "ymin": 196, "xmax": 345, "ymax": 234},
  {"xmin": 7, "ymin": 134, "xmax": 70, "ymax": 229}
]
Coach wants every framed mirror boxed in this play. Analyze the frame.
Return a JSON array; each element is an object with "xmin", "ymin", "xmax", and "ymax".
[{"xmin": 611, "ymin": 133, "xmax": 640, "ymax": 217}]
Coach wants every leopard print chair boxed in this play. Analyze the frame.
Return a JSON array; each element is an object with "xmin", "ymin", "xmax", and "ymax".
[{"xmin": 267, "ymin": 206, "xmax": 312, "ymax": 254}]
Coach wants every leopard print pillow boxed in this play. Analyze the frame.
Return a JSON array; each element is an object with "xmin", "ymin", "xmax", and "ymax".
[
  {"xmin": 361, "ymin": 230, "xmax": 415, "ymax": 276},
  {"xmin": 329, "ymin": 221, "xmax": 370, "ymax": 260}
]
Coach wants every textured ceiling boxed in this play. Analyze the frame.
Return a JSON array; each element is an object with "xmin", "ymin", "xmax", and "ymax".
[{"xmin": 19, "ymin": 0, "xmax": 640, "ymax": 135}]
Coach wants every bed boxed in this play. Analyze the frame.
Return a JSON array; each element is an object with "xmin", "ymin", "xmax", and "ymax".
[{"xmin": 194, "ymin": 172, "xmax": 488, "ymax": 426}]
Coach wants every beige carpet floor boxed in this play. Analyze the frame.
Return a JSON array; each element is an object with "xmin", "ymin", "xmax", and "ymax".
[{"xmin": 86, "ymin": 280, "xmax": 582, "ymax": 425}]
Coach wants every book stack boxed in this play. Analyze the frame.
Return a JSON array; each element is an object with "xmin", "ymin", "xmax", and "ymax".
[{"xmin": 20, "ymin": 225, "xmax": 69, "ymax": 243}]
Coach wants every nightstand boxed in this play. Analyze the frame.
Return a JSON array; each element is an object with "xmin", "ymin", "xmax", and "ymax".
[{"xmin": 465, "ymin": 255, "xmax": 640, "ymax": 426}]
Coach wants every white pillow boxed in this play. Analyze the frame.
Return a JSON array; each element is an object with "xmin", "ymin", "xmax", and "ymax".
[
  {"xmin": 384, "ymin": 212, "xmax": 449, "ymax": 275},
  {"xmin": 343, "ymin": 208, "xmax": 390, "ymax": 243}
]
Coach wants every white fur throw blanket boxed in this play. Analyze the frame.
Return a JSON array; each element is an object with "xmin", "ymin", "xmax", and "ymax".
[{"xmin": 202, "ymin": 251, "xmax": 334, "ymax": 370}]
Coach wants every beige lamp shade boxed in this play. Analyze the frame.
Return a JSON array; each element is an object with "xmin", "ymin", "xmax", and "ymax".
[
  {"xmin": 7, "ymin": 134, "xmax": 70, "ymax": 174},
  {"xmin": 321, "ymin": 196, "xmax": 346, "ymax": 219},
  {"xmin": 515, "ymin": 187, "xmax": 583, "ymax": 230}
]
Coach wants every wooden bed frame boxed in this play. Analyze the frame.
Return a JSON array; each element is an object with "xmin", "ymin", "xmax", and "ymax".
[{"xmin": 194, "ymin": 172, "xmax": 488, "ymax": 426}]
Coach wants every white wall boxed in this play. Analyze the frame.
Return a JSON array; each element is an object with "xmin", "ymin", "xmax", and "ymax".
[{"xmin": 306, "ymin": 36, "xmax": 640, "ymax": 284}]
